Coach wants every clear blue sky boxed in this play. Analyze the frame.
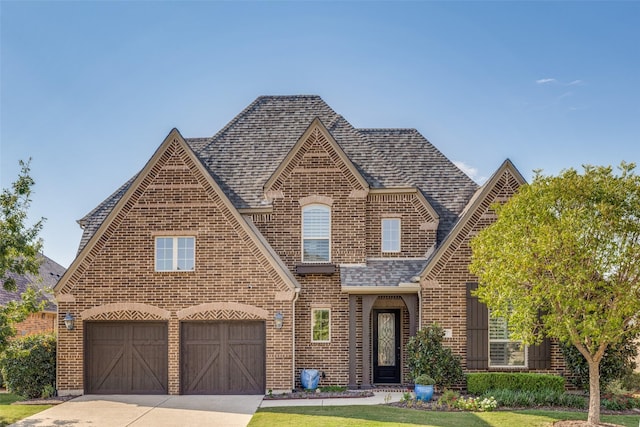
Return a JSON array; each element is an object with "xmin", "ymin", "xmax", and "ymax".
[{"xmin": 1, "ymin": 1, "xmax": 639, "ymax": 268}]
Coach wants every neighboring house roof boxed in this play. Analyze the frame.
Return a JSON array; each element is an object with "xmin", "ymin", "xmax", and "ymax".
[
  {"xmin": 340, "ymin": 259, "xmax": 426, "ymax": 293},
  {"xmin": 1, "ymin": 254, "xmax": 65, "ymax": 312},
  {"xmin": 76, "ymin": 95, "xmax": 479, "ymax": 253}
]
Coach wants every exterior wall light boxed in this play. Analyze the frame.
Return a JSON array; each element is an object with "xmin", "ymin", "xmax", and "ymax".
[
  {"xmin": 64, "ymin": 313, "xmax": 75, "ymax": 330},
  {"xmin": 274, "ymin": 311, "xmax": 284, "ymax": 329}
]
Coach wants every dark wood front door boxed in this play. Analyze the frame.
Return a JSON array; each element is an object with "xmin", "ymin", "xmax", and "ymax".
[
  {"xmin": 181, "ymin": 321, "xmax": 265, "ymax": 394},
  {"xmin": 85, "ymin": 322, "xmax": 168, "ymax": 394},
  {"xmin": 373, "ymin": 309, "xmax": 401, "ymax": 383}
]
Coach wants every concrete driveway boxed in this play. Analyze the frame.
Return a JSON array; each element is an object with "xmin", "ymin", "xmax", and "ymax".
[{"xmin": 11, "ymin": 394, "xmax": 264, "ymax": 427}]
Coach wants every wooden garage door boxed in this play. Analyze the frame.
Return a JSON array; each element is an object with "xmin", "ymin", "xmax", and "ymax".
[
  {"xmin": 181, "ymin": 321, "xmax": 265, "ymax": 394},
  {"xmin": 85, "ymin": 322, "xmax": 168, "ymax": 394}
]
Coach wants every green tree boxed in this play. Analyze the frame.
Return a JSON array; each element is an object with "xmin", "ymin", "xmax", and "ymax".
[
  {"xmin": 469, "ymin": 163, "xmax": 640, "ymax": 426},
  {"xmin": 0, "ymin": 159, "xmax": 45, "ymax": 350}
]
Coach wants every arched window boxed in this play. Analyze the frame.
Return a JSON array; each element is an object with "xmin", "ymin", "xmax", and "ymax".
[{"xmin": 302, "ymin": 204, "xmax": 331, "ymax": 263}]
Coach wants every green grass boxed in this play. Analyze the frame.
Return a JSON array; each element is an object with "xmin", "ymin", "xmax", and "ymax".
[
  {"xmin": 249, "ymin": 406, "xmax": 640, "ymax": 427},
  {"xmin": 0, "ymin": 393, "xmax": 52, "ymax": 427}
]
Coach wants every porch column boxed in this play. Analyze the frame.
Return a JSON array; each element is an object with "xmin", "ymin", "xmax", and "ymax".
[
  {"xmin": 348, "ymin": 294, "xmax": 357, "ymax": 389},
  {"xmin": 400, "ymin": 294, "xmax": 418, "ymax": 336},
  {"xmin": 361, "ymin": 295, "xmax": 377, "ymax": 389}
]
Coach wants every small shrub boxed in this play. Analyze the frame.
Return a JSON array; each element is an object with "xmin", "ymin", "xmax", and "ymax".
[
  {"xmin": 483, "ymin": 389, "xmax": 587, "ymax": 409},
  {"xmin": 437, "ymin": 389, "xmax": 461, "ymax": 409},
  {"xmin": 41, "ymin": 384, "xmax": 55, "ymax": 399},
  {"xmin": 414, "ymin": 374, "xmax": 435, "ymax": 385},
  {"xmin": 0, "ymin": 333, "xmax": 56, "ymax": 399},
  {"xmin": 454, "ymin": 395, "xmax": 498, "ymax": 412},
  {"xmin": 406, "ymin": 323, "xmax": 464, "ymax": 388},
  {"xmin": 561, "ymin": 336, "xmax": 638, "ymax": 391},
  {"xmin": 318, "ymin": 385, "xmax": 347, "ymax": 392},
  {"xmin": 401, "ymin": 391, "xmax": 413, "ymax": 402},
  {"xmin": 621, "ymin": 371, "xmax": 640, "ymax": 392},
  {"xmin": 466, "ymin": 372, "xmax": 565, "ymax": 394}
]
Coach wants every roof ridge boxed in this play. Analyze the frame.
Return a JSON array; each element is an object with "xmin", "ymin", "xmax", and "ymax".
[{"xmin": 357, "ymin": 128, "xmax": 419, "ymax": 133}]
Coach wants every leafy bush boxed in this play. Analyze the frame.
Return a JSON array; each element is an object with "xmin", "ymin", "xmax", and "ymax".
[
  {"xmin": 437, "ymin": 389, "xmax": 461, "ymax": 409},
  {"xmin": 466, "ymin": 372, "xmax": 565, "ymax": 395},
  {"xmin": 483, "ymin": 388, "xmax": 587, "ymax": 409},
  {"xmin": 601, "ymin": 394, "xmax": 640, "ymax": 410},
  {"xmin": 406, "ymin": 323, "xmax": 464, "ymax": 388},
  {"xmin": 0, "ymin": 333, "xmax": 56, "ymax": 398},
  {"xmin": 621, "ymin": 371, "xmax": 640, "ymax": 392},
  {"xmin": 560, "ymin": 336, "xmax": 638, "ymax": 391}
]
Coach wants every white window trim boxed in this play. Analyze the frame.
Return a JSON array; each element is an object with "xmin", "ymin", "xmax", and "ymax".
[
  {"xmin": 381, "ymin": 217, "xmax": 401, "ymax": 253},
  {"xmin": 154, "ymin": 236, "xmax": 195, "ymax": 272},
  {"xmin": 311, "ymin": 307, "xmax": 331, "ymax": 343},
  {"xmin": 301, "ymin": 204, "xmax": 331, "ymax": 263},
  {"xmin": 488, "ymin": 310, "xmax": 528, "ymax": 368}
]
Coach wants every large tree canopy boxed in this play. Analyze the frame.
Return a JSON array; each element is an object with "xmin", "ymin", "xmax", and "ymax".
[
  {"xmin": 0, "ymin": 159, "xmax": 45, "ymax": 350},
  {"xmin": 469, "ymin": 162, "xmax": 640, "ymax": 426}
]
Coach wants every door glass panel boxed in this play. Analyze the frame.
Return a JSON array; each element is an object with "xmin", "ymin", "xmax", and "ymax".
[{"xmin": 377, "ymin": 313, "xmax": 395, "ymax": 367}]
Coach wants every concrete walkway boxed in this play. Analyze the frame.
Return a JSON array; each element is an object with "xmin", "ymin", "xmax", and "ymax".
[
  {"xmin": 11, "ymin": 394, "xmax": 264, "ymax": 427},
  {"xmin": 11, "ymin": 392, "xmax": 403, "ymax": 427}
]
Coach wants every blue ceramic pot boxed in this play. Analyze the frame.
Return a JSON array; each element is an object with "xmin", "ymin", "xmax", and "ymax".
[{"xmin": 414, "ymin": 384, "xmax": 434, "ymax": 402}]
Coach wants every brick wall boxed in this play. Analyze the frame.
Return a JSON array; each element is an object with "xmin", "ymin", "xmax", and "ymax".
[
  {"xmin": 15, "ymin": 312, "xmax": 56, "ymax": 337},
  {"xmin": 56, "ymin": 138, "xmax": 295, "ymax": 394},
  {"xmin": 421, "ymin": 168, "xmax": 567, "ymax": 378}
]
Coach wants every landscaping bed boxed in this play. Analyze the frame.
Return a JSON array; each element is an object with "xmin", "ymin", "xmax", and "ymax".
[{"xmin": 265, "ymin": 389, "xmax": 374, "ymax": 399}]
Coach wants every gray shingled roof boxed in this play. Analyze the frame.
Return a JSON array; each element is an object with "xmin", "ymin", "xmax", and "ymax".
[
  {"xmin": 340, "ymin": 259, "xmax": 426, "ymax": 287},
  {"xmin": 1, "ymin": 254, "xmax": 65, "ymax": 312},
  {"xmin": 76, "ymin": 95, "xmax": 479, "ymax": 253}
]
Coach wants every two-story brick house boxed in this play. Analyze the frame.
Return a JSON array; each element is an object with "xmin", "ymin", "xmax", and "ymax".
[{"xmin": 54, "ymin": 95, "xmax": 565, "ymax": 396}]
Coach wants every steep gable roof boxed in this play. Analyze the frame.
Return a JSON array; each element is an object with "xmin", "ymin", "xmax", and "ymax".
[
  {"xmin": 56, "ymin": 129, "xmax": 299, "ymax": 296},
  {"xmin": 264, "ymin": 117, "xmax": 369, "ymax": 196},
  {"xmin": 75, "ymin": 95, "xmax": 479, "ymax": 251},
  {"xmin": 420, "ymin": 159, "xmax": 526, "ymax": 280}
]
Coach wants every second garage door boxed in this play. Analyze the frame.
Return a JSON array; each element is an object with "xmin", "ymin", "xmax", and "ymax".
[{"xmin": 181, "ymin": 321, "xmax": 265, "ymax": 394}]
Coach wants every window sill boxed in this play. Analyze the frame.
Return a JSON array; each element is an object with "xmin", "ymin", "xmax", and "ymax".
[{"xmin": 295, "ymin": 263, "xmax": 336, "ymax": 275}]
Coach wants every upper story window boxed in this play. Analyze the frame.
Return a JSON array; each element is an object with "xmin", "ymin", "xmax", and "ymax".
[
  {"xmin": 489, "ymin": 311, "xmax": 527, "ymax": 368},
  {"xmin": 302, "ymin": 204, "xmax": 331, "ymax": 263},
  {"xmin": 381, "ymin": 218, "xmax": 401, "ymax": 253},
  {"xmin": 155, "ymin": 236, "xmax": 195, "ymax": 271}
]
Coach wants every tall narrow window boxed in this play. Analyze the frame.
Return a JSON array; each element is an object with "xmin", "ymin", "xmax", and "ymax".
[
  {"xmin": 381, "ymin": 218, "xmax": 401, "ymax": 253},
  {"xmin": 311, "ymin": 308, "xmax": 331, "ymax": 342},
  {"xmin": 489, "ymin": 311, "xmax": 527, "ymax": 367},
  {"xmin": 155, "ymin": 236, "xmax": 195, "ymax": 271},
  {"xmin": 302, "ymin": 205, "xmax": 330, "ymax": 263}
]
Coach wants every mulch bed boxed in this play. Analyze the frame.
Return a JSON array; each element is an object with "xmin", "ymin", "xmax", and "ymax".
[
  {"xmin": 264, "ymin": 390, "xmax": 374, "ymax": 399},
  {"xmin": 12, "ymin": 395, "xmax": 79, "ymax": 405}
]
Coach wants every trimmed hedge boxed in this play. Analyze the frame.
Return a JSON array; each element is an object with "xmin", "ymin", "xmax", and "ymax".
[
  {"xmin": 0, "ymin": 333, "xmax": 56, "ymax": 399},
  {"xmin": 467, "ymin": 372, "xmax": 565, "ymax": 395}
]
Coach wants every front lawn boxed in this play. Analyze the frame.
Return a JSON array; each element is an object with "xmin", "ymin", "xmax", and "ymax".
[
  {"xmin": 249, "ymin": 406, "xmax": 640, "ymax": 427},
  {"xmin": 0, "ymin": 393, "xmax": 52, "ymax": 427}
]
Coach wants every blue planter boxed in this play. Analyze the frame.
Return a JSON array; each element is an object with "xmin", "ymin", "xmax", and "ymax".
[
  {"xmin": 300, "ymin": 369, "xmax": 320, "ymax": 390},
  {"xmin": 414, "ymin": 384, "xmax": 434, "ymax": 402}
]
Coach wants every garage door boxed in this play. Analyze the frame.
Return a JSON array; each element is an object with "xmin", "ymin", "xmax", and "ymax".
[
  {"xmin": 181, "ymin": 321, "xmax": 265, "ymax": 394},
  {"xmin": 85, "ymin": 322, "xmax": 168, "ymax": 394}
]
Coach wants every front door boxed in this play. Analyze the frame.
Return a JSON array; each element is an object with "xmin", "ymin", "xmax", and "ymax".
[{"xmin": 373, "ymin": 309, "xmax": 401, "ymax": 383}]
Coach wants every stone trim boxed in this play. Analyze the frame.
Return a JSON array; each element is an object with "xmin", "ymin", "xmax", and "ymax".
[
  {"xmin": 299, "ymin": 195, "xmax": 334, "ymax": 207},
  {"xmin": 176, "ymin": 302, "xmax": 268, "ymax": 320},
  {"xmin": 81, "ymin": 303, "xmax": 171, "ymax": 320}
]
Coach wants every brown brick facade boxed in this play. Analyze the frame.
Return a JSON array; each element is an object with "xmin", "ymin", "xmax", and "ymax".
[{"xmin": 56, "ymin": 99, "xmax": 565, "ymax": 396}]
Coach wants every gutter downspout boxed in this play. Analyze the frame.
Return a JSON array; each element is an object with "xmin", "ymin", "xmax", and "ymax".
[{"xmin": 292, "ymin": 287, "xmax": 300, "ymax": 391}]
